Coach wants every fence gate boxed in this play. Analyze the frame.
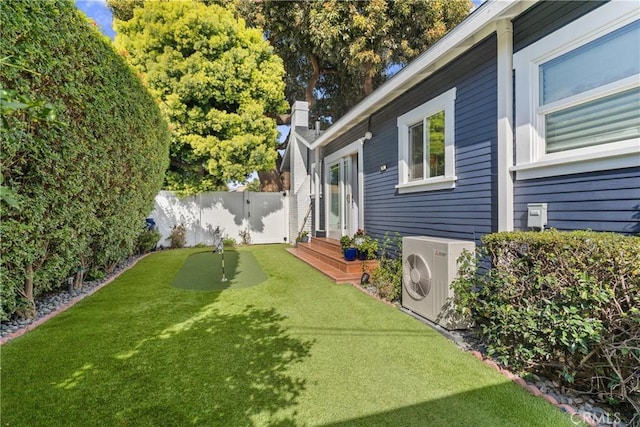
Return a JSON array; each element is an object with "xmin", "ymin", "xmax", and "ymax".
[{"xmin": 151, "ymin": 191, "xmax": 288, "ymax": 247}]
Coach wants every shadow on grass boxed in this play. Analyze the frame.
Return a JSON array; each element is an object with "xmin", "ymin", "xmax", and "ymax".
[
  {"xmin": 109, "ymin": 304, "xmax": 314, "ymax": 426},
  {"xmin": 320, "ymin": 383, "xmax": 575, "ymax": 427},
  {"xmin": 8, "ymin": 304, "xmax": 315, "ymax": 426}
]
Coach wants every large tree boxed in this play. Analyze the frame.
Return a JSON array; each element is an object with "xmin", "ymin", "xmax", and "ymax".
[
  {"xmin": 236, "ymin": 0, "xmax": 471, "ymax": 121},
  {"xmin": 114, "ymin": 0, "xmax": 288, "ymax": 193}
]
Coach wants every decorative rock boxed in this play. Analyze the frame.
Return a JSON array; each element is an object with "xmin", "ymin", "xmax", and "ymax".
[
  {"xmin": 575, "ymin": 412, "xmax": 597, "ymax": 427},
  {"xmin": 558, "ymin": 404, "xmax": 577, "ymax": 416},
  {"xmin": 470, "ymin": 350, "xmax": 483, "ymax": 360},
  {"xmin": 526, "ymin": 384, "xmax": 543, "ymax": 397},
  {"xmin": 543, "ymin": 394, "xmax": 558, "ymax": 406},
  {"xmin": 500, "ymin": 368, "xmax": 516, "ymax": 380},
  {"xmin": 0, "ymin": 255, "xmax": 142, "ymax": 346},
  {"xmin": 483, "ymin": 358, "xmax": 500, "ymax": 371},
  {"xmin": 512, "ymin": 377, "xmax": 527, "ymax": 387}
]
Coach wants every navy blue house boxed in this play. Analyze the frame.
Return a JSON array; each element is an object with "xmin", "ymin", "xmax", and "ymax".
[{"xmin": 283, "ymin": 0, "xmax": 640, "ymax": 247}]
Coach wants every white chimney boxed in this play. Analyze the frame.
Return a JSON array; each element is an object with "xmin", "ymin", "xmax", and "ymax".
[
  {"xmin": 315, "ymin": 120, "xmax": 321, "ymax": 135},
  {"xmin": 293, "ymin": 100, "xmax": 309, "ymax": 129}
]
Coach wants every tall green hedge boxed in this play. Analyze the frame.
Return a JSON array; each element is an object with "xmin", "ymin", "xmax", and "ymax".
[{"xmin": 0, "ymin": 0, "xmax": 170, "ymax": 319}]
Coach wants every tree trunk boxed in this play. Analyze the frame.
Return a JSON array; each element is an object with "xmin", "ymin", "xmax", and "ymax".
[
  {"xmin": 305, "ymin": 54, "xmax": 321, "ymax": 109},
  {"xmin": 363, "ymin": 62, "xmax": 374, "ymax": 96},
  {"xmin": 22, "ymin": 264, "xmax": 36, "ymax": 318},
  {"xmin": 258, "ymin": 170, "xmax": 283, "ymax": 192}
]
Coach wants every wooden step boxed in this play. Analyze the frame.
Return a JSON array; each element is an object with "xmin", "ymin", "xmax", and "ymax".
[{"xmin": 291, "ymin": 237, "xmax": 379, "ymax": 280}]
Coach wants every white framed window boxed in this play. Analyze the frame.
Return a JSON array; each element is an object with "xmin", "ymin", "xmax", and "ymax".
[
  {"xmin": 397, "ymin": 87, "xmax": 456, "ymax": 193},
  {"xmin": 513, "ymin": 2, "xmax": 640, "ymax": 180}
]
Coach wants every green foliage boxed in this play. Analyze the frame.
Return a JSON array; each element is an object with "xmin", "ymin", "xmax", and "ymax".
[
  {"xmin": 239, "ymin": 229, "xmax": 251, "ymax": 245},
  {"xmin": 135, "ymin": 228, "xmax": 161, "ymax": 254},
  {"xmin": 237, "ymin": 0, "xmax": 471, "ymax": 120},
  {"xmin": 340, "ymin": 235, "xmax": 354, "ymax": 250},
  {"xmin": 371, "ymin": 232, "xmax": 403, "ymax": 301},
  {"xmin": 169, "ymin": 224, "xmax": 187, "ymax": 248},
  {"xmin": 354, "ymin": 235, "xmax": 379, "ymax": 260},
  {"xmin": 0, "ymin": 0, "xmax": 170, "ymax": 319},
  {"xmin": 223, "ymin": 236, "xmax": 237, "ymax": 247},
  {"xmin": 451, "ymin": 230, "xmax": 640, "ymax": 415},
  {"xmin": 114, "ymin": 0, "xmax": 288, "ymax": 193}
]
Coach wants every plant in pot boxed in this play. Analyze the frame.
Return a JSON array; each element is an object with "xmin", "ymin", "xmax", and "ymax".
[
  {"xmin": 354, "ymin": 230, "xmax": 379, "ymax": 261},
  {"xmin": 298, "ymin": 231, "xmax": 310, "ymax": 243},
  {"xmin": 360, "ymin": 235, "xmax": 379, "ymax": 260},
  {"xmin": 353, "ymin": 229, "xmax": 366, "ymax": 260},
  {"xmin": 340, "ymin": 235, "xmax": 357, "ymax": 261}
]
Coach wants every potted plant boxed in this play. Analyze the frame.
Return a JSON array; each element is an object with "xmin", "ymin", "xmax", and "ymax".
[
  {"xmin": 298, "ymin": 231, "xmax": 310, "ymax": 243},
  {"xmin": 340, "ymin": 235, "xmax": 357, "ymax": 261},
  {"xmin": 358, "ymin": 235, "xmax": 379, "ymax": 260},
  {"xmin": 353, "ymin": 229, "xmax": 366, "ymax": 259}
]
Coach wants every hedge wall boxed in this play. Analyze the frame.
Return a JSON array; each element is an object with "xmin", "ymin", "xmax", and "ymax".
[
  {"xmin": 452, "ymin": 230, "xmax": 640, "ymax": 416},
  {"xmin": 0, "ymin": 0, "xmax": 170, "ymax": 319}
]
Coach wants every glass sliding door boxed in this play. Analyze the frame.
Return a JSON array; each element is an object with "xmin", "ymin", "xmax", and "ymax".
[{"xmin": 327, "ymin": 157, "xmax": 352, "ymax": 240}]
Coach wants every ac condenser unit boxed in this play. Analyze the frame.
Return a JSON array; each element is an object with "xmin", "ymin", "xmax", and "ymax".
[{"xmin": 402, "ymin": 236, "xmax": 475, "ymax": 330}]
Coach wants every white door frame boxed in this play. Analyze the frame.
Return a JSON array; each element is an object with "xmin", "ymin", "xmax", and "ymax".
[{"xmin": 324, "ymin": 140, "xmax": 364, "ymax": 239}]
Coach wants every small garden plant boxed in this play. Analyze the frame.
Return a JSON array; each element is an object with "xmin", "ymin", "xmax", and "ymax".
[
  {"xmin": 168, "ymin": 224, "xmax": 187, "ymax": 248},
  {"xmin": 370, "ymin": 232, "xmax": 403, "ymax": 301}
]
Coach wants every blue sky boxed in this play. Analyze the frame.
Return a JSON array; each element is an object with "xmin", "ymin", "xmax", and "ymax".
[{"xmin": 75, "ymin": 0, "xmax": 115, "ymax": 39}]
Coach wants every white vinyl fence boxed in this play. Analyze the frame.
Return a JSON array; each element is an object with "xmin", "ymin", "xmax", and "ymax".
[{"xmin": 150, "ymin": 191, "xmax": 289, "ymax": 247}]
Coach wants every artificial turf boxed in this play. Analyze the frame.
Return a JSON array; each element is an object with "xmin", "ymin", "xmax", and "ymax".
[
  {"xmin": 171, "ymin": 249, "xmax": 267, "ymax": 291},
  {"xmin": 1, "ymin": 245, "xmax": 580, "ymax": 426}
]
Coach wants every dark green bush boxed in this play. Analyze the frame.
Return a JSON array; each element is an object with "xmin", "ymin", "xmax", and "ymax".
[
  {"xmin": 0, "ymin": 0, "xmax": 170, "ymax": 319},
  {"xmin": 135, "ymin": 228, "xmax": 161, "ymax": 254},
  {"xmin": 452, "ymin": 230, "xmax": 640, "ymax": 415}
]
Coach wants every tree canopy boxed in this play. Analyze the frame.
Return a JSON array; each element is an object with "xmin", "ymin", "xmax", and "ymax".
[
  {"xmin": 113, "ymin": 0, "xmax": 288, "ymax": 193},
  {"xmin": 236, "ymin": 0, "xmax": 472, "ymax": 121}
]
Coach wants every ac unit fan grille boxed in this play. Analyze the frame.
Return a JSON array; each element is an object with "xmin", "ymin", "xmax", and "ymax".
[{"xmin": 403, "ymin": 253, "xmax": 431, "ymax": 300}]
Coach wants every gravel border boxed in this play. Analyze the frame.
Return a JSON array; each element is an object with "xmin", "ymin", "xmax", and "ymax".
[{"xmin": 0, "ymin": 254, "xmax": 147, "ymax": 346}]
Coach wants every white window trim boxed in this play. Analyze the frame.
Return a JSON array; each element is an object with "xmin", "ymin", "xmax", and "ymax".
[
  {"xmin": 513, "ymin": 1, "xmax": 640, "ymax": 180},
  {"xmin": 396, "ymin": 87, "xmax": 456, "ymax": 193},
  {"xmin": 310, "ymin": 161, "xmax": 316, "ymax": 196}
]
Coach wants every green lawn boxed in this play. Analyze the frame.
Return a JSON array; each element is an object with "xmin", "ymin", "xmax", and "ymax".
[{"xmin": 1, "ymin": 245, "xmax": 577, "ymax": 426}]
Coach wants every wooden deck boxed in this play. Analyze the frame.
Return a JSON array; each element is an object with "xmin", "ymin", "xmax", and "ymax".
[{"xmin": 287, "ymin": 237, "xmax": 379, "ymax": 284}]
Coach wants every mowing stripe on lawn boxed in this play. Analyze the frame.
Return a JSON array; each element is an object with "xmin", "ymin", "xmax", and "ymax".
[{"xmin": 171, "ymin": 249, "xmax": 267, "ymax": 291}]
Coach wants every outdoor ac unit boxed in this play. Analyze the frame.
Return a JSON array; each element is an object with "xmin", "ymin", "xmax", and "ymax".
[{"xmin": 402, "ymin": 236, "xmax": 475, "ymax": 330}]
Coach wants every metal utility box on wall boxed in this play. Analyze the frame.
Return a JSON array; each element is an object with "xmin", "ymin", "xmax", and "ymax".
[{"xmin": 527, "ymin": 203, "xmax": 547, "ymax": 230}]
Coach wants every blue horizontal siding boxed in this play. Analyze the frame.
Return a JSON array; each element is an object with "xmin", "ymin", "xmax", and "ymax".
[
  {"xmin": 513, "ymin": 1, "xmax": 608, "ymax": 52},
  {"xmin": 360, "ymin": 35, "xmax": 498, "ymax": 245},
  {"xmin": 514, "ymin": 167, "xmax": 640, "ymax": 234}
]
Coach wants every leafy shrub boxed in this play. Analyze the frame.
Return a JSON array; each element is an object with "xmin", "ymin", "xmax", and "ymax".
[
  {"xmin": 239, "ymin": 229, "xmax": 251, "ymax": 245},
  {"xmin": 223, "ymin": 236, "xmax": 236, "ymax": 247},
  {"xmin": 136, "ymin": 228, "xmax": 161, "ymax": 254},
  {"xmin": 0, "ymin": 0, "xmax": 170, "ymax": 319},
  {"xmin": 371, "ymin": 232, "xmax": 403, "ymax": 302},
  {"xmin": 169, "ymin": 224, "xmax": 187, "ymax": 248},
  {"xmin": 452, "ymin": 230, "xmax": 640, "ymax": 416}
]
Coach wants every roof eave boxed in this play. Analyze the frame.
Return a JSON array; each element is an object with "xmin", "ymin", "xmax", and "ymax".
[{"xmin": 308, "ymin": 0, "xmax": 537, "ymax": 150}]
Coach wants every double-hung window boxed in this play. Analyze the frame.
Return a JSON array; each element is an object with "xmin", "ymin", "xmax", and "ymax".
[
  {"xmin": 514, "ymin": 2, "xmax": 640, "ymax": 179},
  {"xmin": 397, "ymin": 88, "xmax": 456, "ymax": 193}
]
